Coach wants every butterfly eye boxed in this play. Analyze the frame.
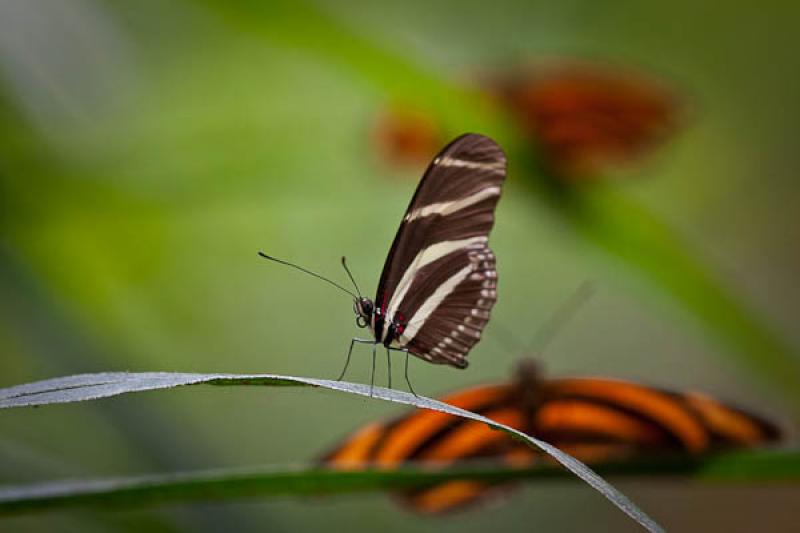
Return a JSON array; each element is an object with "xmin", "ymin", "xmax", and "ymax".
[
  {"xmin": 357, "ymin": 298, "xmax": 373, "ymax": 317},
  {"xmin": 356, "ymin": 316, "xmax": 368, "ymax": 328}
]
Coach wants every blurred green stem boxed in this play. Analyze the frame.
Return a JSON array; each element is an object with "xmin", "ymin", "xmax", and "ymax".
[{"xmin": 1, "ymin": 449, "xmax": 797, "ymax": 516}]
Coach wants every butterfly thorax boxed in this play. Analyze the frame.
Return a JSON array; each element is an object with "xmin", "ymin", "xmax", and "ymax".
[
  {"xmin": 512, "ymin": 359, "xmax": 546, "ymax": 427},
  {"xmin": 381, "ymin": 313, "xmax": 408, "ymax": 348},
  {"xmin": 354, "ymin": 297, "xmax": 407, "ymax": 348}
]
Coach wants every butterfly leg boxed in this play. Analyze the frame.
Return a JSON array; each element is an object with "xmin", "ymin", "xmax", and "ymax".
[
  {"xmin": 337, "ymin": 337, "xmax": 374, "ymax": 381},
  {"xmin": 403, "ymin": 349, "xmax": 418, "ymax": 397},
  {"xmin": 386, "ymin": 347, "xmax": 392, "ymax": 389},
  {"xmin": 386, "ymin": 347, "xmax": 417, "ymax": 396},
  {"xmin": 369, "ymin": 342, "xmax": 377, "ymax": 397}
]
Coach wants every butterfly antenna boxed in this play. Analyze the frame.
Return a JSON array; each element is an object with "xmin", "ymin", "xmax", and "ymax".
[
  {"xmin": 528, "ymin": 280, "xmax": 596, "ymax": 356},
  {"xmin": 340, "ymin": 256, "xmax": 363, "ymax": 298},
  {"xmin": 258, "ymin": 252, "xmax": 357, "ymax": 298},
  {"xmin": 487, "ymin": 321, "xmax": 527, "ymax": 355}
]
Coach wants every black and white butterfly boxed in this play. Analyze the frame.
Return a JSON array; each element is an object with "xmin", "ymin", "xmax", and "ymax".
[{"xmin": 261, "ymin": 133, "xmax": 507, "ymax": 392}]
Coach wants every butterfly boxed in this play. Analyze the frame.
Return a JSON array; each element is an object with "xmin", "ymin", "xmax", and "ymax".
[
  {"xmin": 321, "ymin": 359, "xmax": 780, "ymax": 514},
  {"xmin": 261, "ymin": 134, "xmax": 507, "ymax": 391},
  {"xmin": 372, "ymin": 104, "xmax": 444, "ymax": 169},
  {"xmin": 487, "ymin": 61, "xmax": 680, "ymax": 178}
]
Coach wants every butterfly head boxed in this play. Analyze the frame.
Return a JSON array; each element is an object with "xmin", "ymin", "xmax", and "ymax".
[{"xmin": 354, "ymin": 297, "xmax": 374, "ymax": 329}]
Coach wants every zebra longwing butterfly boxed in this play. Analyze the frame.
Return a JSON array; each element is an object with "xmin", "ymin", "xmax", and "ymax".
[
  {"xmin": 321, "ymin": 358, "xmax": 781, "ymax": 514},
  {"xmin": 262, "ymin": 133, "xmax": 506, "ymax": 387}
]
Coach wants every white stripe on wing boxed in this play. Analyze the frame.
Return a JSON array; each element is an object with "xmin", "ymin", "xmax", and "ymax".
[
  {"xmin": 399, "ymin": 264, "xmax": 474, "ymax": 343},
  {"xmin": 433, "ymin": 155, "xmax": 505, "ymax": 174},
  {"xmin": 403, "ymin": 186, "xmax": 501, "ymax": 222},
  {"xmin": 384, "ymin": 236, "xmax": 487, "ymax": 336}
]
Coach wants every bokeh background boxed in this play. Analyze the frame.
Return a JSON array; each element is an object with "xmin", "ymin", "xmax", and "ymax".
[{"xmin": 1, "ymin": 0, "xmax": 799, "ymax": 531}]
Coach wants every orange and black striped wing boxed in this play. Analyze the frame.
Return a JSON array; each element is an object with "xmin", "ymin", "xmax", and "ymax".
[
  {"xmin": 322, "ymin": 383, "xmax": 518, "ymax": 468},
  {"xmin": 681, "ymin": 391, "xmax": 781, "ymax": 447},
  {"xmin": 490, "ymin": 64, "xmax": 680, "ymax": 176},
  {"xmin": 321, "ymin": 372, "xmax": 781, "ymax": 515},
  {"xmin": 321, "ymin": 421, "xmax": 389, "ymax": 469},
  {"xmin": 536, "ymin": 377, "xmax": 780, "ymax": 460},
  {"xmin": 321, "ymin": 383, "xmax": 533, "ymax": 513},
  {"xmin": 536, "ymin": 377, "xmax": 711, "ymax": 459}
]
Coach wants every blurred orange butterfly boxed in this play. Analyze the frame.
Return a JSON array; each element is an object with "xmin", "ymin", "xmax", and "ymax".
[
  {"xmin": 372, "ymin": 61, "xmax": 682, "ymax": 181},
  {"xmin": 321, "ymin": 359, "xmax": 780, "ymax": 514},
  {"xmin": 372, "ymin": 104, "xmax": 444, "ymax": 169},
  {"xmin": 487, "ymin": 61, "xmax": 682, "ymax": 178}
]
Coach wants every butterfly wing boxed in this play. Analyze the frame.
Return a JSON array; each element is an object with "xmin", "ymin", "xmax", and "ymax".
[
  {"xmin": 374, "ymin": 133, "xmax": 506, "ymax": 368},
  {"xmin": 490, "ymin": 63, "xmax": 679, "ymax": 177},
  {"xmin": 537, "ymin": 377, "xmax": 780, "ymax": 455},
  {"xmin": 680, "ymin": 391, "xmax": 781, "ymax": 447},
  {"xmin": 538, "ymin": 377, "xmax": 711, "ymax": 454},
  {"xmin": 320, "ymin": 382, "xmax": 526, "ymax": 514},
  {"xmin": 320, "ymin": 366, "xmax": 781, "ymax": 515}
]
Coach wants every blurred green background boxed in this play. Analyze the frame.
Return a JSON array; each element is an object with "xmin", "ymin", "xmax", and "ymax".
[{"xmin": 1, "ymin": 0, "xmax": 798, "ymax": 531}]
